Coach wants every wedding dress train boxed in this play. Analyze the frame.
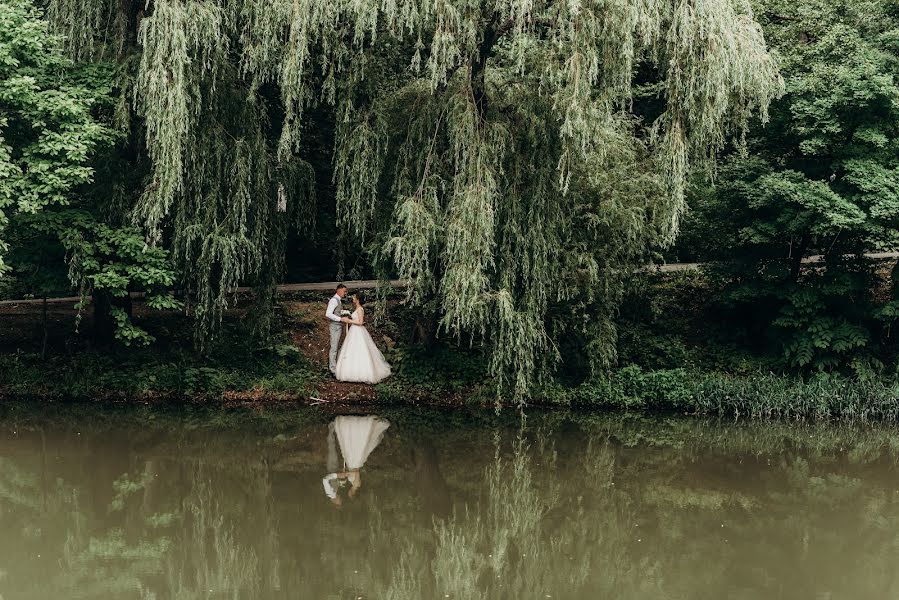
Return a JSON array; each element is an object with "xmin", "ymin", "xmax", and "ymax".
[{"xmin": 334, "ymin": 308, "xmax": 392, "ymax": 384}]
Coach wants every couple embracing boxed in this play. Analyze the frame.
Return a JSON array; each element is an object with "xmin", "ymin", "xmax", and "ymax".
[{"xmin": 325, "ymin": 284, "xmax": 392, "ymax": 384}]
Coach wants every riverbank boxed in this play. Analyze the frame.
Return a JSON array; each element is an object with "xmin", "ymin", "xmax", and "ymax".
[
  {"xmin": 0, "ymin": 294, "xmax": 488, "ymax": 408},
  {"xmin": 4, "ymin": 276, "xmax": 899, "ymax": 419},
  {"xmin": 4, "ymin": 348, "xmax": 899, "ymax": 420}
]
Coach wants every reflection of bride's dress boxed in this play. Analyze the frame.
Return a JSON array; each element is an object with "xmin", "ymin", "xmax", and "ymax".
[
  {"xmin": 334, "ymin": 308, "xmax": 392, "ymax": 384},
  {"xmin": 334, "ymin": 415, "xmax": 390, "ymax": 469},
  {"xmin": 323, "ymin": 416, "xmax": 390, "ymax": 500}
]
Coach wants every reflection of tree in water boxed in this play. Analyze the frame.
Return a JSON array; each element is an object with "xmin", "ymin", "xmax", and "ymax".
[
  {"xmin": 161, "ymin": 466, "xmax": 263, "ymax": 599},
  {"xmin": 609, "ymin": 420, "xmax": 899, "ymax": 599},
  {"xmin": 55, "ymin": 460, "xmax": 275, "ymax": 599},
  {"xmin": 725, "ymin": 456, "xmax": 899, "ymax": 599},
  {"xmin": 375, "ymin": 429, "xmax": 661, "ymax": 600},
  {"xmin": 0, "ymin": 434, "xmax": 281, "ymax": 598},
  {"xmin": 3, "ymin": 411, "xmax": 899, "ymax": 598}
]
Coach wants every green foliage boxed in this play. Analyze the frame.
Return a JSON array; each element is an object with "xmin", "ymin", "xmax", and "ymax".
[
  {"xmin": 43, "ymin": 0, "xmax": 782, "ymax": 396},
  {"xmin": 677, "ymin": 0, "xmax": 899, "ymax": 373},
  {"xmin": 618, "ymin": 323, "xmax": 694, "ymax": 370},
  {"xmin": 0, "ymin": 0, "xmax": 180, "ymax": 344},
  {"xmin": 615, "ymin": 272, "xmax": 704, "ymax": 371},
  {"xmin": 1, "ymin": 215, "xmax": 69, "ymax": 298},
  {"xmin": 61, "ymin": 213, "xmax": 180, "ymax": 345},
  {"xmin": 12, "ymin": 0, "xmax": 899, "ymax": 403},
  {"xmin": 377, "ymin": 342, "xmax": 488, "ymax": 402},
  {"xmin": 772, "ymin": 272, "xmax": 872, "ymax": 370},
  {"xmin": 0, "ymin": 321, "xmax": 317, "ymax": 398},
  {"xmin": 558, "ymin": 365, "xmax": 696, "ymax": 410},
  {"xmin": 0, "ymin": 0, "xmax": 107, "ymax": 275}
]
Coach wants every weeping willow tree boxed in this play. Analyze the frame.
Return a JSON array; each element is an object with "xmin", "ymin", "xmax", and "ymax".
[
  {"xmin": 47, "ymin": 0, "xmax": 317, "ymax": 348},
  {"xmin": 49, "ymin": 0, "xmax": 781, "ymax": 393}
]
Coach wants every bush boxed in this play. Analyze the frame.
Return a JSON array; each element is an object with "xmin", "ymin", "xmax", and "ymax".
[{"xmin": 0, "ymin": 344, "xmax": 316, "ymax": 400}]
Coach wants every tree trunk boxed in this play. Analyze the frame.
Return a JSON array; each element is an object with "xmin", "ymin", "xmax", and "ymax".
[
  {"xmin": 40, "ymin": 296, "xmax": 48, "ymax": 360},
  {"xmin": 789, "ymin": 235, "xmax": 810, "ymax": 282},
  {"xmin": 92, "ymin": 290, "xmax": 132, "ymax": 345},
  {"xmin": 412, "ymin": 310, "xmax": 439, "ymax": 349},
  {"xmin": 471, "ymin": 14, "xmax": 514, "ymax": 122}
]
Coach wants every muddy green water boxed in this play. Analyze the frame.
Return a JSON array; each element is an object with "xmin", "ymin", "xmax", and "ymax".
[{"xmin": 1, "ymin": 404, "xmax": 898, "ymax": 599}]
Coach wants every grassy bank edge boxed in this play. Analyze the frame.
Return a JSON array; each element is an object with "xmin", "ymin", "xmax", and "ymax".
[
  {"xmin": 4, "ymin": 351, "xmax": 899, "ymax": 421},
  {"xmin": 539, "ymin": 366, "xmax": 899, "ymax": 421}
]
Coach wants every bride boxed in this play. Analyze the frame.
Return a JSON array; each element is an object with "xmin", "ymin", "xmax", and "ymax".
[{"xmin": 335, "ymin": 294, "xmax": 392, "ymax": 384}]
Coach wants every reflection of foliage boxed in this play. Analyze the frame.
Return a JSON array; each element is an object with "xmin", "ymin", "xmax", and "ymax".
[
  {"xmin": 59, "ymin": 524, "xmax": 169, "ymax": 599},
  {"xmin": 109, "ymin": 470, "xmax": 154, "ymax": 512},
  {"xmin": 727, "ymin": 457, "xmax": 899, "ymax": 598},
  {"xmin": 164, "ymin": 471, "xmax": 261, "ymax": 599},
  {"xmin": 2, "ymin": 408, "xmax": 899, "ymax": 598},
  {"xmin": 379, "ymin": 429, "xmax": 660, "ymax": 599},
  {"xmin": 0, "ymin": 457, "xmax": 41, "ymax": 510}
]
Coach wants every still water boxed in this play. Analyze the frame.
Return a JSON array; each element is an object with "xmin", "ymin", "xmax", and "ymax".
[{"xmin": 1, "ymin": 404, "xmax": 898, "ymax": 599}]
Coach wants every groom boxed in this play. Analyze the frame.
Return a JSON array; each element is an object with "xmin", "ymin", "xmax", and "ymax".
[{"xmin": 325, "ymin": 284, "xmax": 349, "ymax": 374}]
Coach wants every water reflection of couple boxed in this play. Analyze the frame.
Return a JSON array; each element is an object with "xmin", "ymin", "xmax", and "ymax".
[{"xmin": 322, "ymin": 415, "xmax": 390, "ymax": 507}]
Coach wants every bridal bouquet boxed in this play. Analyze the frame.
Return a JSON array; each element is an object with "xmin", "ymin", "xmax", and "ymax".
[{"xmin": 341, "ymin": 309, "xmax": 352, "ymax": 317}]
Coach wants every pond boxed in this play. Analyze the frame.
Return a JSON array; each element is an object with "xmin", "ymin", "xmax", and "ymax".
[{"xmin": 1, "ymin": 403, "xmax": 898, "ymax": 599}]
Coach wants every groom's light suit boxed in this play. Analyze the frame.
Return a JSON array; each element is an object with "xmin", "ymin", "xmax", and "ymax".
[{"xmin": 326, "ymin": 294, "xmax": 343, "ymax": 373}]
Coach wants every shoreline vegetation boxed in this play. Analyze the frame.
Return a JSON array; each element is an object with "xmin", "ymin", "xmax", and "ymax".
[
  {"xmin": 5, "ymin": 364, "xmax": 899, "ymax": 422},
  {"xmin": 5, "ymin": 272, "xmax": 899, "ymax": 421}
]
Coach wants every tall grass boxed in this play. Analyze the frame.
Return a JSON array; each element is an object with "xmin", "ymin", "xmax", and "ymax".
[{"xmin": 554, "ymin": 366, "xmax": 899, "ymax": 421}]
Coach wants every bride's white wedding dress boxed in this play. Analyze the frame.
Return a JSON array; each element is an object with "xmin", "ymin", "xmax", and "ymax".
[{"xmin": 335, "ymin": 308, "xmax": 392, "ymax": 384}]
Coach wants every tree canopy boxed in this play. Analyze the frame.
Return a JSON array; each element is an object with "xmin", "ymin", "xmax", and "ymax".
[
  {"xmin": 678, "ymin": 0, "xmax": 899, "ymax": 373},
  {"xmin": 1, "ymin": 0, "xmax": 182, "ymax": 345},
  {"xmin": 10, "ymin": 0, "xmax": 780, "ymax": 394},
  {"xmin": 0, "ymin": 0, "xmax": 106, "ymax": 275}
]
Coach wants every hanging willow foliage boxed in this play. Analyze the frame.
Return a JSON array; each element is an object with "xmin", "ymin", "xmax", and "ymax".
[
  {"xmin": 48, "ymin": 0, "xmax": 316, "ymax": 347},
  {"xmin": 49, "ymin": 0, "xmax": 782, "ymax": 394}
]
